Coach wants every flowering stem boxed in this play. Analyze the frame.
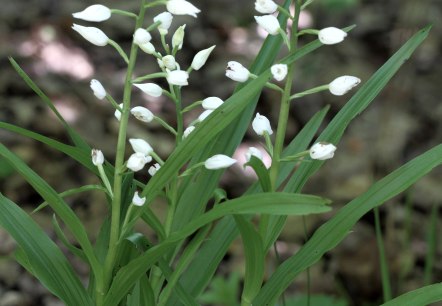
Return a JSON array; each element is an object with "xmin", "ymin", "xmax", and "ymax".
[
  {"xmin": 278, "ymin": 28, "xmax": 291, "ymax": 51},
  {"xmin": 108, "ymin": 39, "xmax": 129, "ymax": 64},
  {"xmin": 289, "ymin": 84, "xmax": 329, "ymax": 100},
  {"xmin": 181, "ymin": 100, "xmax": 202, "ymax": 113},
  {"xmin": 111, "ymin": 9, "xmax": 138, "ymax": 19},
  {"xmin": 132, "ymin": 72, "xmax": 167, "ymax": 83},
  {"xmin": 161, "ymin": 34, "xmax": 171, "ymax": 54},
  {"xmin": 297, "ymin": 29, "xmax": 319, "ymax": 37},
  {"xmin": 144, "ymin": 0, "xmax": 167, "ymax": 8},
  {"xmin": 154, "ymin": 116, "xmax": 178, "ymax": 136},
  {"xmin": 146, "ymin": 20, "xmax": 162, "ymax": 32},
  {"xmin": 277, "ymin": 6, "xmax": 294, "ymax": 20},
  {"xmin": 268, "ymin": 0, "xmax": 302, "ymax": 191},
  {"xmin": 250, "ymin": 74, "xmax": 284, "ymax": 93},
  {"xmin": 97, "ymin": 164, "xmax": 114, "ymax": 198},
  {"xmin": 151, "ymin": 151, "xmax": 165, "ymax": 166},
  {"xmin": 100, "ymin": 0, "xmax": 147, "ymax": 303},
  {"xmin": 105, "ymin": 93, "xmax": 122, "ymax": 111}
]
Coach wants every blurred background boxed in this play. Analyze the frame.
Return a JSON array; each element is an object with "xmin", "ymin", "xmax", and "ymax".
[{"xmin": 0, "ymin": 0, "xmax": 441, "ymax": 305}]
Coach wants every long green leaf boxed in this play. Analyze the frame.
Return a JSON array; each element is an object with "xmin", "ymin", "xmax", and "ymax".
[
  {"xmin": 167, "ymin": 106, "xmax": 330, "ymax": 304},
  {"xmin": 253, "ymin": 144, "xmax": 442, "ymax": 305},
  {"xmin": 0, "ymin": 143, "xmax": 102, "ymax": 282},
  {"xmin": 9, "ymin": 57, "xmax": 90, "ymax": 150},
  {"xmin": 285, "ymin": 25, "xmax": 432, "ymax": 193},
  {"xmin": 234, "ymin": 216, "xmax": 265, "ymax": 305},
  {"xmin": 0, "ymin": 194, "xmax": 93, "ymax": 306},
  {"xmin": 264, "ymin": 24, "xmax": 432, "ymax": 252},
  {"xmin": 105, "ymin": 192, "xmax": 330, "ymax": 305},
  {"xmin": 381, "ymin": 283, "xmax": 442, "ymax": 306}
]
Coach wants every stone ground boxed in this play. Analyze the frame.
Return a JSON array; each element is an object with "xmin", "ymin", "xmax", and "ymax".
[{"xmin": 0, "ymin": 0, "xmax": 441, "ymax": 305}]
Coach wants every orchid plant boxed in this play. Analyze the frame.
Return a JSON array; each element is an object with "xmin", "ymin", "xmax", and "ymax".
[{"xmin": 0, "ymin": 0, "xmax": 439, "ymax": 306}]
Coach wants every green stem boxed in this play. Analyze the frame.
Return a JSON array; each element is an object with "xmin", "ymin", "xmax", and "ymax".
[
  {"xmin": 108, "ymin": 39, "xmax": 129, "ymax": 64},
  {"xmin": 268, "ymin": 0, "xmax": 302, "ymax": 191},
  {"xmin": 154, "ymin": 116, "xmax": 178, "ymax": 136},
  {"xmin": 132, "ymin": 72, "xmax": 167, "ymax": 83},
  {"xmin": 99, "ymin": 1, "xmax": 147, "ymax": 303},
  {"xmin": 105, "ymin": 94, "xmax": 122, "ymax": 111},
  {"xmin": 181, "ymin": 100, "xmax": 202, "ymax": 113},
  {"xmin": 111, "ymin": 9, "xmax": 138, "ymax": 19},
  {"xmin": 289, "ymin": 84, "xmax": 329, "ymax": 100},
  {"xmin": 97, "ymin": 164, "xmax": 114, "ymax": 198}
]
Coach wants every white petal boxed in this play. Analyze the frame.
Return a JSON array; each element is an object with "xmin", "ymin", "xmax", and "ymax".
[{"xmin": 72, "ymin": 5, "xmax": 111, "ymax": 22}]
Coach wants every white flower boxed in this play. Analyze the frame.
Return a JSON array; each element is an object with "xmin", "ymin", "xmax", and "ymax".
[
  {"xmin": 139, "ymin": 42, "xmax": 156, "ymax": 54},
  {"xmin": 154, "ymin": 12, "xmax": 173, "ymax": 35},
  {"xmin": 329, "ymin": 76, "xmax": 361, "ymax": 96},
  {"xmin": 198, "ymin": 110, "xmax": 213, "ymax": 122},
  {"xmin": 225, "ymin": 61, "xmax": 250, "ymax": 82},
  {"xmin": 254, "ymin": 15, "xmax": 280, "ymax": 35},
  {"xmin": 148, "ymin": 163, "xmax": 161, "ymax": 176},
  {"xmin": 166, "ymin": 0, "xmax": 201, "ymax": 18},
  {"xmin": 133, "ymin": 83, "xmax": 163, "ymax": 97},
  {"xmin": 245, "ymin": 147, "xmax": 264, "ymax": 162},
  {"xmin": 167, "ymin": 70, "xmax": 189, "ymax": 86},
  {"xmin": 202, "ymin": 97, "xmax": 223, "ymax": 110},
  {"xmin": 132, "ymin": 191, "xmax": 146, "ymax": 206},
  {"xmin": 129, "ymin": 138, "xmax": 154, "ymax": 155},
  {"xmin": 133, "ymin": 28, "xmax": 152, "ymax": 45},
  {"xmin": 72, "ymin": 4, "xmax": 111, "ymax": 22},
  {"xmin": 90, "ymin": 79, "xmax": 106, "ymax": 99},
  {"xmin": 115, "ymin": 103, "xmax": 123, "ymax": 121},
  {"xmin": 255, "ymin": 0, "xmax": 278, "ymax": 14},
  {"xmin": 91, "ymin": 149, "xmax": 104, "ymax": 166},
  {"xmin": 159, "ymin": 55, "xmax": 177, "ymax": 70},
  {"xmin": 72, "ymin": 24, "xmax": 109, "ymax": 47},
  {"xmin": 131, "ymin": 106, "xmax": 154, "ymax": 123},
  {"xmin": 309, "ymin": 142, "xmax": 336, "ymax": 160},
  {"xmin": 205, "ymin": 154, "xmax": 237, "ymax": 170},
  {"xmin": 271, "ymin": 64, "xmax": 288, "ymax": 81},
  {"xmin": 172, "ymin": 25, "xmax": 186, "ymax": 50},
  {"xmin": 183, "ymin": 126, "xmax": 195, "ymax": 138},
  {"xmin": 318, "ymin": 27, "xmax": 347, "ymax": 45},
  {"xmin": 191, "ymin": 45, "xmax": 216, "ymax": 71},
  {"xmin": 252, "ymin": 113, "xmax": 273, "ymax": 136},
  {"xmin": 127, "ymin": 153, "xmax": 152, "ymax": 172}
]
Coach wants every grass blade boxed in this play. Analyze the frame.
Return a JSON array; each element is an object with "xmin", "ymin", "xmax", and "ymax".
[
  {"xmin": 9, "ymin": 57, "xmax": 90, "ymax": 150},
  {"xmin": 380, "ymin": 283, "xmax": 442, "ymax": 306},
  {"xmin": 253, "ymin": 144, "xmax": 442, "ymax": 305},
  {"xmin": 0, "ymin": 194, "xmax": 93, "ymax": 305}
]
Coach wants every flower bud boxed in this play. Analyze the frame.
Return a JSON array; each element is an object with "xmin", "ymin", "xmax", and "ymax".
[
  {"xmin": 131, "ymin": 106, "xmax": 154, "ymax": 123},
  {"xmin": 132, "ymin": 191, "xmax": 146, "ymax": 206},
  {"xmin": 271, "ymin": 64, "xmax": 288, "ymax": 81},
  {"xmin": 90, "ymin": 79, "xmax": 106, "ymax": 99},
  {"xmin": 127, "ymin": 153, "xmax": 152, "ymax": 172},
  {"xmin": 183, "ymin": 126, "xmax": 195, "ymax": 138},
  {"xmin": 154, "ymin": 12, "xmax": 173, "ymax": 35},
  {"xmin": 133, "ymin": 83, "xmax": 163, "ymax": 97},
  {"xmin": 202, "ymin": 97, "xmax": 223, "ymax": 110},
  {"xmin": 254, "ymin": 15, "xmax": 280, "ymax": 35},
  {"xmin": 129, "ymin": 138, "xmax": 153, "ymax": 155},
  {"xmin": 148, "ymin": 163, "xmax": 161, "ymax": 176},
  {"xmin": 114, "ymin": 103, "xmax": 123, "ymax": 121},
  {"xmin": 191, "ymin": 45, "xmax": 216, "ymax": 71},
  {"xmin": 245, "ymin": 147, "xmax": 264, "ymax": 162},
  {"xmin": 133, "ymin": 28, "xmax": 152, "ymax": 45},
  {"xmin": 72, "ymin": 24, "xmax": 109, "ymax": 47},
  {"xmin": 166, "ymin": 70, "xmax": 189, "ymax": 86},
  {"xmin": 309, "ymin": 142, "xmax": 336, "ymax": 160},
  {"xmin": 91, "ymin": 149, "xmax": 104, "ymax": 166},
  {"xmin": 205, "ymin": 154, "xmax": 237, "ymax": 170},
  {"xmin": 172, "ymin": 25, "xmax": 186, "ymax": 50},
  {"xmin": 252, "ymin": 113, "xmax": 273, "ymax": 136},
  {"xmin": 318, "ymin": 27, "xmax": 347, "ymax": 45},
  {"xmin": 198, "ymin": 110, "xmax": 213, "ymax": 122},
  {"xmin": 225, "ymin": 61, "xmax": 250, "ymax": 82},
  {"xmin": 167, "ymin": 0, "xmax": 201, "ymax": 18},
  {"xmin": 139, "ymin": 42, "xmax": 156, "ymax": 54},
  {"xmin": 160, "ymin": 55, "xmax": 177, "ymax": 70},
  {"xmin": 329, "ymin": 76, "xmax": 361, "ymax": 96},
  {"xmin": 255, "ymin": 0, "xmax": 278, "ymax": 14},
  {"xmin": 72, "ymin": 4, "xmax": 111, "ymax": 22}
]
